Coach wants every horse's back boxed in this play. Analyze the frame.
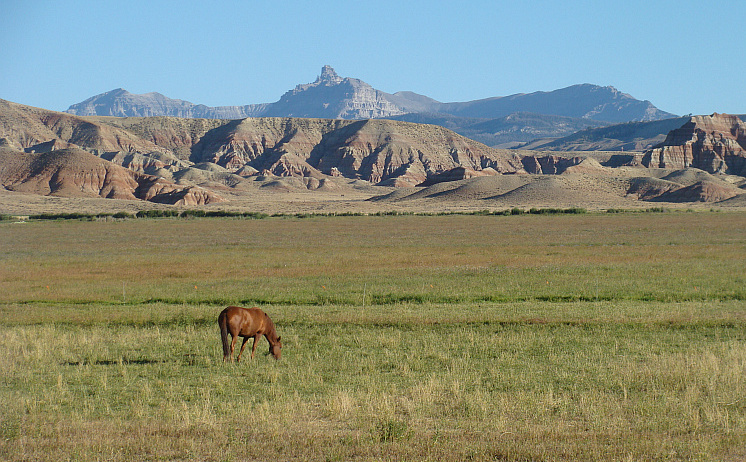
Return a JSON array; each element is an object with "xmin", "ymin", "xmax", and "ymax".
[{"xmin": 220, "ymin": 306, "xmax": 266, "ymax": 336}]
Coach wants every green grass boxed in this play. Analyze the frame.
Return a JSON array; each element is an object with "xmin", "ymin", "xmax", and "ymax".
[{"xmin": 1, "ymin": 212, "xmax": 745, "ymax": 460}]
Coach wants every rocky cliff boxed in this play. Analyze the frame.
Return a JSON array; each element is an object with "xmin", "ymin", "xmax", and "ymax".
[{"xmin": 641, "ymin": 113, "xmax": 746, "ymax": 175}]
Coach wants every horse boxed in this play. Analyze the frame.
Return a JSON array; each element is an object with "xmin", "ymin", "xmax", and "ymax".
[{"xmin": 218, "ymin": 306, "xmax": 282, "ymax": 361}]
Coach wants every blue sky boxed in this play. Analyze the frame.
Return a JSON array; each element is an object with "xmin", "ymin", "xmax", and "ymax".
[{"xmin": 1, "ymin": 0, "xmax": 743, "ymax": 116}]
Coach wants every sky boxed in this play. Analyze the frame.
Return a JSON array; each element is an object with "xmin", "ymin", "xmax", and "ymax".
[{"xmin": 1, "ymin": 0, "xmax": 743, "ymax": 117}]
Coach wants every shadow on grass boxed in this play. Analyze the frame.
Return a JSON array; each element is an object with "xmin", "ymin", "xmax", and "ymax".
[{"xmin": 61, "ymin": 358, "xmax": 164, "ymax": 366}]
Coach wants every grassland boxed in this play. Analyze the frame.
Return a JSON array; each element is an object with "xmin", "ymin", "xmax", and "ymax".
[{"xmin": 1, "ymin": 212, "xmax": 745, "ymax": 461}]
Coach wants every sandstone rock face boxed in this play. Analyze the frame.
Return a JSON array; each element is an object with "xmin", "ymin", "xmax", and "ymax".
[
  {"xmin": 642, "ymin": 113, "xmax": 746, "ymax": 175},
  {"xmin": 519, "ymin": 155, "xmax": 591, "ymax": 174},
  {"xmin": 417, "ymin": 166, "xmax": 498, "ymax": 186}
]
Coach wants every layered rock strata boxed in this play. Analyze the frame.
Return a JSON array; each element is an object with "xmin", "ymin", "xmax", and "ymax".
[
  {"xmin": 642, "ymin": 113, "xmax": 746, "ymax": 175},
  {"xmin": 0, "ymin": 147, "xmax": 224, "ymax": 205}
]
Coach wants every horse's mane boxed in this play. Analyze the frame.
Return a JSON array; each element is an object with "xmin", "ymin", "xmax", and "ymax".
[{"xmin": 264, "ymin": 312, "xmax": 278, "ymax": 340}]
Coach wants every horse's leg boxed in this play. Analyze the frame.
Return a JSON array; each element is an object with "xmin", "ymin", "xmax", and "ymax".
[
  {"xmin": 229, "ymin": 334, "xmax": 239, "ymax": 362},
  {"xmin": 237, "ymin": 336, "xmax": 250, "ymax": 362},
  {"xmin": 251, "ymin": 334, "xmax": 260, "ymax": 359}
]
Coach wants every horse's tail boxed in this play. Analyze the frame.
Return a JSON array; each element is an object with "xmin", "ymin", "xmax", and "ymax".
[{"xmin": 218, "ymin": 310, "xmax": 231, "ymax": 361}]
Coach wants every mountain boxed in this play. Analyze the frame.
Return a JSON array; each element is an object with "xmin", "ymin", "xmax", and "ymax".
[
  {"xmin": 65, "ymin": 66, "xmax": 413, "ymax": 120},
  {"xmin": 66, "ymin": 66, "xmax": 675, "ymax": 127},
  {"xmin": 66, "ymin": 88, "xmax": 268, "ymax": 119},
  {"xmin": 260, "ymin": 65, "xmax": 410, "ymax": 119},
  {"xmin": 388, "ymin": 112, "xmax": 610, "ymax": 148},
  {"xmin": 520, "ymin": 117, "xmax": 692, "ymax": 152},
  {"xmin": 434, "ymin": 84, "xmax": 675, "ymax": 123}
]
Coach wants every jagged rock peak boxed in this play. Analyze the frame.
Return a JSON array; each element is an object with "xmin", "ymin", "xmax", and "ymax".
[{"xmin": 317, "ymin": 65, "xmax": 343, "ymax": 85}]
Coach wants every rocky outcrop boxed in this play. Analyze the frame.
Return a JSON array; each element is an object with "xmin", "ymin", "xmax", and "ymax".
[
  {"xmin": 417, "ymin": 166, "xmax": 498, "ymax": 186},
  {"xmin": 263, "ymin": 65, "xmax": 408, "ymax": 119},
  {"xmin": 519, "ymin": 154, "xmax": 590, "ymax": 174},
  {"xmin": 642, "ymin": 113, "xmax": 746, "ymax": 175},
  {"xmin": 0, "ymin": 147, "xmax": 224, "ymax": 205}
]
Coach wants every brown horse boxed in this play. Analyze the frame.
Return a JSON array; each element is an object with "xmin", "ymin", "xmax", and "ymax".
[{"xmin": 218, "ymin": 306, "xmax": 282, "ymax": 361}]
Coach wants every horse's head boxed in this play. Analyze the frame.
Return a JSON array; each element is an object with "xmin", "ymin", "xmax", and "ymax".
[{"xmin": 270, "ymin": 336, "xmax": 282, "ymax": 360}]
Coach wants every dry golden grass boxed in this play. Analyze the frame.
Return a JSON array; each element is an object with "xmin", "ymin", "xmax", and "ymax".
[{"xmin": 1, "ymin": 212, "xmax": 745, "ymax": 461}]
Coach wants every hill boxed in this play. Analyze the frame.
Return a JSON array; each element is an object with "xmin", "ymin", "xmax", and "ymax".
[
  {"xmin": 0, "ymin": 147, "xmax": 223, "ymax": 205},
  {"xmin": 3, "ymin": 99, "xmax": 745, "ymax": 213},
  {"xmin": 93, "ymin": 115, "xmax": 525, "ymax": 187},
  {"xmin": 2, "ymin": 99, "xmax": 524, "ymax": 188}
]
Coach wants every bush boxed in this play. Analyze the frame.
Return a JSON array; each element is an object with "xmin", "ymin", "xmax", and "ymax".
[
  {"xmin": 30, "ymin": 213, "xmax": 96, "ymax": 221},
  {"xmin": 135, "ymin": 210, "xmax": 179, "ymax": 218}
]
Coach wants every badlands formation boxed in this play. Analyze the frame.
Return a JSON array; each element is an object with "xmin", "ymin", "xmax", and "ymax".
[{"xmin": 1, "ymin": 96, "xmax": 745, "ymax": 215}]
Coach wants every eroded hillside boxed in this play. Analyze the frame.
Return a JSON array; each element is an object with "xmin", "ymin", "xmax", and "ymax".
[{"xmin": 1, "ymin": 99, "xmax": 745, "ymax": 212}]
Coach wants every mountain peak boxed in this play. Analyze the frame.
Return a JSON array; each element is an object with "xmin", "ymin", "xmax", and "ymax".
[
  {"xmin": 66, "ymin": 67, "xmax": 675, "ymax": 124},
  {"xmin": 317, "ymin": 65, "xmax": 343, "ymax": 85}
]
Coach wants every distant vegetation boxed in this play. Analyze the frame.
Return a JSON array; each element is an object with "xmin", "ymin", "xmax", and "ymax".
[
  {"xmin": 21, "ymin": 207, "xmax": 695, "ymax": 222},
  {"xmin": 24, "ymin": 207, "xmax": 601, "ymax": 221}
]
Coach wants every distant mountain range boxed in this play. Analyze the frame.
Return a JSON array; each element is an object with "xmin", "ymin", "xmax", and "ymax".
[{"xmin": 66, "ymin": 66, "xmax": 677, "ymax": 148}]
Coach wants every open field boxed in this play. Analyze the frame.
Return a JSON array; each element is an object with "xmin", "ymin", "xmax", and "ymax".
[{"xmin": 1, "ymin": 213, "xmax": 746, "ymax": 460}]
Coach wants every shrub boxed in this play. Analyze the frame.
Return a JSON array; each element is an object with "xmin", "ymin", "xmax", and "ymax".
[
  {"xmin": 135, "ymin": 210, "xmax": 179, "ymax": 218},
  {"xmin": 30, "ymin": 213, "xmax": 95, "ymax": 220}
]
